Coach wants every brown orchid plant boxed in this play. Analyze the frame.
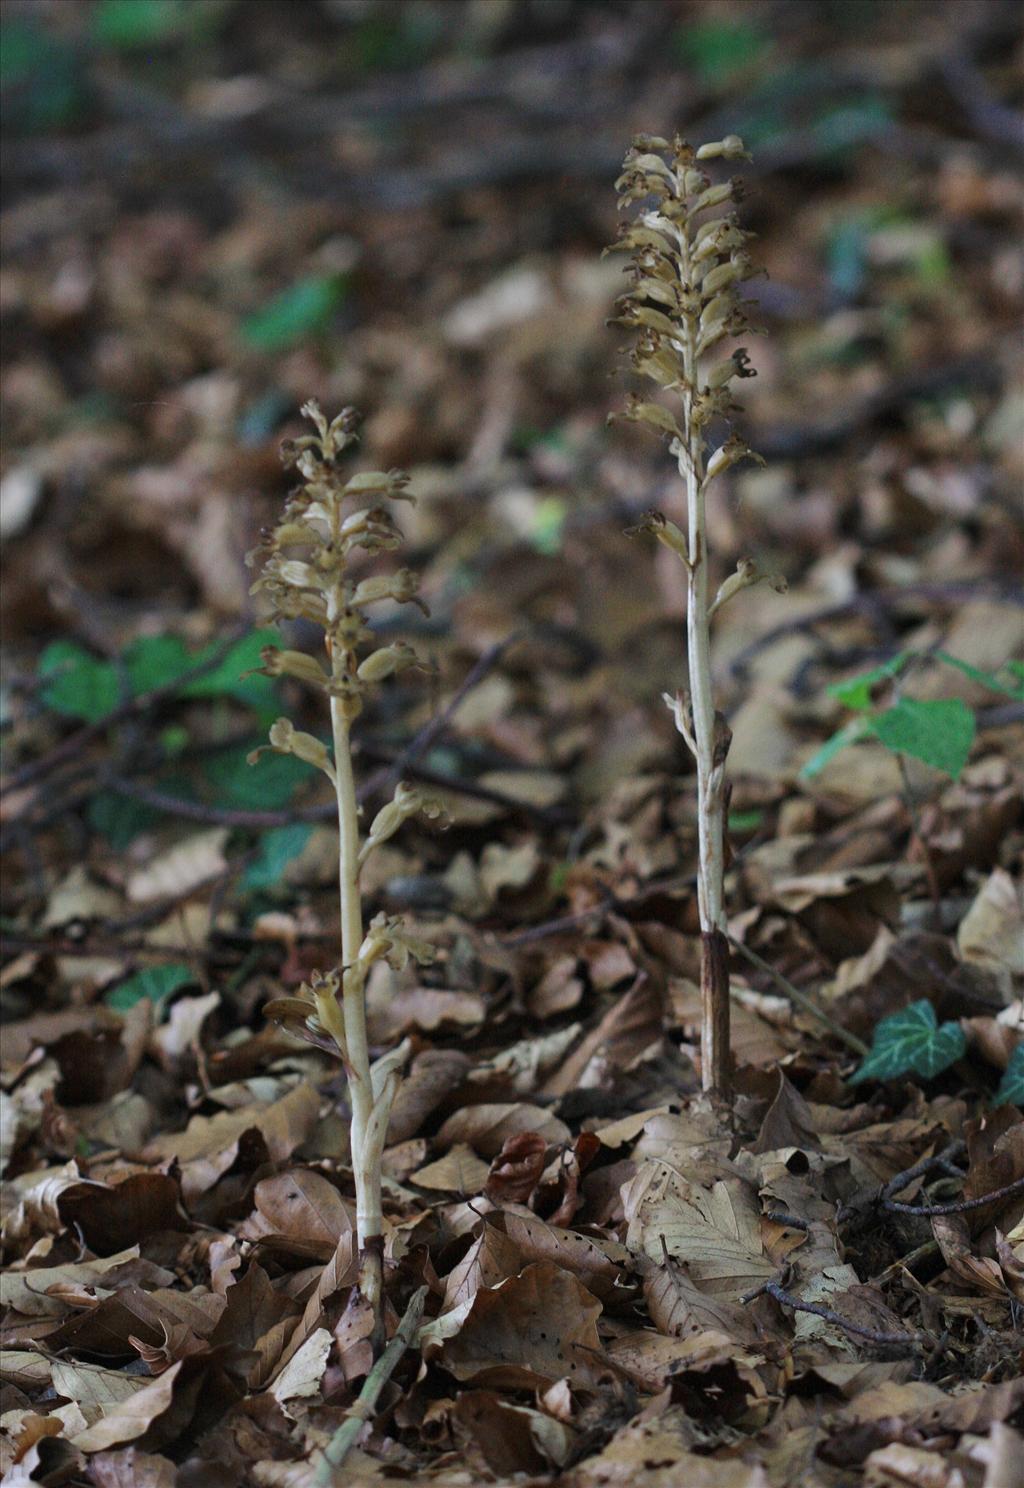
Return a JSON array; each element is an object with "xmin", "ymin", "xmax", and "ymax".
[
  {"xmin": 608, "ymin": 133, "xmax": 782, "ymax": 1095},
  {"xmin": 248, "ymin": 402, "xmax": 441, "ymax": 1355}
]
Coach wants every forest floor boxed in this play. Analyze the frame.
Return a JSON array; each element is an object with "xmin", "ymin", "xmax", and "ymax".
[{"xmin": 1, "ymin": 3, "xmax": 1023, "ymax": 1485}]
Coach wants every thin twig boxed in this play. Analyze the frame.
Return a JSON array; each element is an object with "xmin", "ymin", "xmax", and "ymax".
[
  {"xmin": 358, "ymin": 634, "xmax": 521, "ymax": 801},
  {"xmin": 742, "ymin": 1277, "xmax": 926, "ymax": 1350},
  {"xmin": 313, "ymin": 1286, "xmax": 427, "ymax": 1485},
  {"xmin": 884, "ymin": 1173, "xmax": 1024, "ymax": 1217},
  {"xmin": 727, "ymin": 934, "xmax": 869, "ymax": 1057}
]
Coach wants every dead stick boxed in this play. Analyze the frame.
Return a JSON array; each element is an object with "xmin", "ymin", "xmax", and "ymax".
[
  {"xmin": 884, "ymin": 1173, "xmax": 1024, "ymax": 1217},
  {"xmin": 314, "ymin": 1286, "xmax": 427, "ymax": 1485},
  {"xmin": 727, "ymin": 934, "xmax": 869, "ymax": 1056},
  {"xmin": 742, "ymin": 1278, "xmax": 925, "ymax": 1349}
]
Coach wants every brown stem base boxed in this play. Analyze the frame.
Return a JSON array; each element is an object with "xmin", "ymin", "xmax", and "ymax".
[
  {"xmin": 700, "ymin": 928, "xmax": 731, "ymax": 1097},
  {"xmin": 359, "ymin": 1235, "xmax": 386, "ymax": 1360}
]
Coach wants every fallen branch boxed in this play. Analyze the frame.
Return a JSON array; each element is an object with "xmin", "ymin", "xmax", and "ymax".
[
  {"xmin": 883, "ymin": 1173, "xmax": 1024, "ymax": 1217},
  {"xmin": 742, "ymin": 1276, "xmax": 926, "ymax": 1350},
  {"xmin": 313, "ymin": 1285, "xmax": 427, "ymax": 1485}
]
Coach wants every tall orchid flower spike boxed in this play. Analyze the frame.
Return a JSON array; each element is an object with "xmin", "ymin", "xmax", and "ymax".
[
  {"xmin": 608, "ymin": 134, "xmax": 783, "ymax": 1097},
  {"xmin": 247, "ymin": 401, "xmax": 438, "ymax": 1357}
]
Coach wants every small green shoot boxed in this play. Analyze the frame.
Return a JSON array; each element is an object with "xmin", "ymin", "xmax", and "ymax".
[{"xmin": 801, "ymin": 650, "xmax": 1023, "ymax": 781}]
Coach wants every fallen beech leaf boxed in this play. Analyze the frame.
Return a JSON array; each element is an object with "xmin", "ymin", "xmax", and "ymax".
[
  {"xmin": 269, "ymin": 1326, "xmax": 331, "ymax": 1408},
  {"xmin": 958, "ymin": 867, "xmax": 1024, "ymax": 978},
  {"xmin": 623, "ymin": 1164, "xmax": 774, "ymax": 1299},
  {"xmin": 439, "ymin": 1260, "xmax": 603, "ymax": 1388},
  {"xmin": 451, "ymin": 1389, "xmax": 575, "ymax": 1474},
  {"xmin": 87, "ymin": 1448, "xmax": 178, "ymax": 1488},
  {"xmin": 411, "ymin": 1142, "xmax": 491, "ymax": 1194},
  {"xmin": 495, "ymin": 1208, "xmax": 633, "ymax": 1301},
  {"xmin": 237, "ymin": 1170, "xmax": 353, "ymax": 1250},
  {"xmin": 58, "ymin": 1172, "xmax": 185, "ymax": 1256},
  {"xmin": 127, "ymin": 829, "xmax": 229, "ymax": 902},
  {"xmin": 71, "ymin": 1359, "xmax": 182, "ymax": 1452},
  {"xmin": 435, "ymin": 1102, "xmax": 570, "ymax": 1157},
  {"xmin": 142, "ymin": 1081, "xmax": 320, "ymax": 1201},
  {"xmin": 0, "ymin": 1247, "xmax": 140, "ymax": 1317},
  {"xmin": 50, "ymin": 1359, "xmax": 151, "ymax": 1425}
]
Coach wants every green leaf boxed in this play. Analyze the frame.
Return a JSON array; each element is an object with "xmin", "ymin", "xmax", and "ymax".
[
  {"xmin": 242, "ymin": 824, "xmax": 313, "ymax": 893},
  {"xmin": 828, "ymin": 652, "xmax": 912, "ymax": 711},
  {"xmin": 105, "ymin": 963, "xmax": 194, "ymax": 1011},
  {"xmin": 994, "ymin": 1044, "xmax": 1024, "ymax": 1108},
  {"xmin": 123, "ymin": 634, "xmax": 193, "ymax": 695},
  {"xmin": 87, "ymin": 791, "xmax": 160, "ymax": 849},
  {"xmin": 799, "ymin": 717, "xmax": 871, "ymax": 779},
  {"xmin": 934, "ymin": 652, "xmax": 1024, "ymax": 701},
  {"xmin": 180, "ymin": 629, "xmax": 280, "ymax": 712},
  {"xmin": 674, "ymin": 19, "xmax": 767, "ymax": 85},
  {"xmin": 850, "ymin": 1000, "xmax": 966, "ymax": 1085},
  {"xmin": 91, "ymin": 0, "xmax": 231, "ymax": 48},
  {"xmin": 869, "ymin": 697, "xmax": 975, "ymax": 779},
  {"xmin": 1, "ymin": 20, "xmax": 85, "ymax": 132},
  {"xmin": 38, "ymin": 642, "xmax": 121, "ymax": 723},
  {"xmin": 241, "ymin": 276, "xmax": 348, "ymax": 352},
  {"xmin": 206, "ymin": 744, "xmax": 309, "ymax": 809}
]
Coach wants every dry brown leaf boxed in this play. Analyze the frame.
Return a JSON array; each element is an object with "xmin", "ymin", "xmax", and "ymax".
[
  {"xmin": 958, "ymin": 868, "xmax": 1024, "ymax": 979},
  {"xmin": 237, "ymin": 1170, "xmax": 353, "ymax": 1251},
  {"xmin": 484, "ymin": 1130, "xmax": 548, "ymax": 1205},
  {"xmin": 71, "ymin": 1360, "xmax": 181, "ymax": 1452},
  {"xmin": 86, "ymin": 1448, "xmax": 178, "ymax": 1488},
  {"xmin": 0, "ymin": 1246, "xmax": 140, "ymax": 1317},
  {"xmin": 437, "ymin": 1260, "xmax": 603, "ymax": 1388},
  {"xmin": 411, "ymin": 1142, "xmax": 491, "ymax": 1194},
  {"xmin": 560, "ymin": 1406, "xmax": 767, "ymax": 1487},
  {"xmin": 127, "ymin": 828, "xmax": 229, "ymax": 903},
  {"xmin": 142, "ymin": 1080, "xmax": 320, "ymax": 1201},
  {"xmin": 623, "ymin": 1163, "xmax": 775, "ymax": 1299},
  {"xmin": 434, "ymin": 1102, "xmax": 570, "ymax": 1157}
]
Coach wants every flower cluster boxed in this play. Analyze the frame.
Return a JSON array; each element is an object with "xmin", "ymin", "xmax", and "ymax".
[
  {"xmin": 607, "ymin": 133, "xmax": 764, "ymax": 506},
  {"xmin": 248, "ymin": 400, "xmax": 441, "ymax": 1055}
]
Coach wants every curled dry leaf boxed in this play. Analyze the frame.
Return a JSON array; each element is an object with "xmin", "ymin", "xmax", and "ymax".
[{"xmin": 484, "ymin": 1130, "xmax": 548, "ymax": 1206}]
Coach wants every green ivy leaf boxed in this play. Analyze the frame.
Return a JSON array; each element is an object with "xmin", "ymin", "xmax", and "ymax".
[
  {"xmin": 124, "ymin": 634, "xmax": 193, "ymax": 695},
  {"xmin": 91, "ymin": 0, "xmax": 232, "ymax": 48},
  {"xmin": 869, "ymin": 697, "xmax": 975, "ymax": 779},
  {"xmin": 241, "ymin": 276, "xmax": 348, "ymax": 352},
  {"xmin": 994, "ymin": 1044, "xmax": 1024, "ymax": 1108},
  {"xmin": 850, "ymin": 1000, "xmax": 966, "ymax": 1085},
  {"xmin": 242, "ymin": 824, "xmax": 313, "ymax": 893},
  {"xmin": 38, "ymin": 642, "xmax": 121, "ymax": 723},
  {"xmin": 105, "ymin": 963, "xmax": 195, "ymax": 1011}
]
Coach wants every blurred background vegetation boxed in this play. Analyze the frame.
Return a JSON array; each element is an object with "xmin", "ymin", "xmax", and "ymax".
[{"xmin": 2, "ymin": 0, "xmax": 1022, "ymax": 907}]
